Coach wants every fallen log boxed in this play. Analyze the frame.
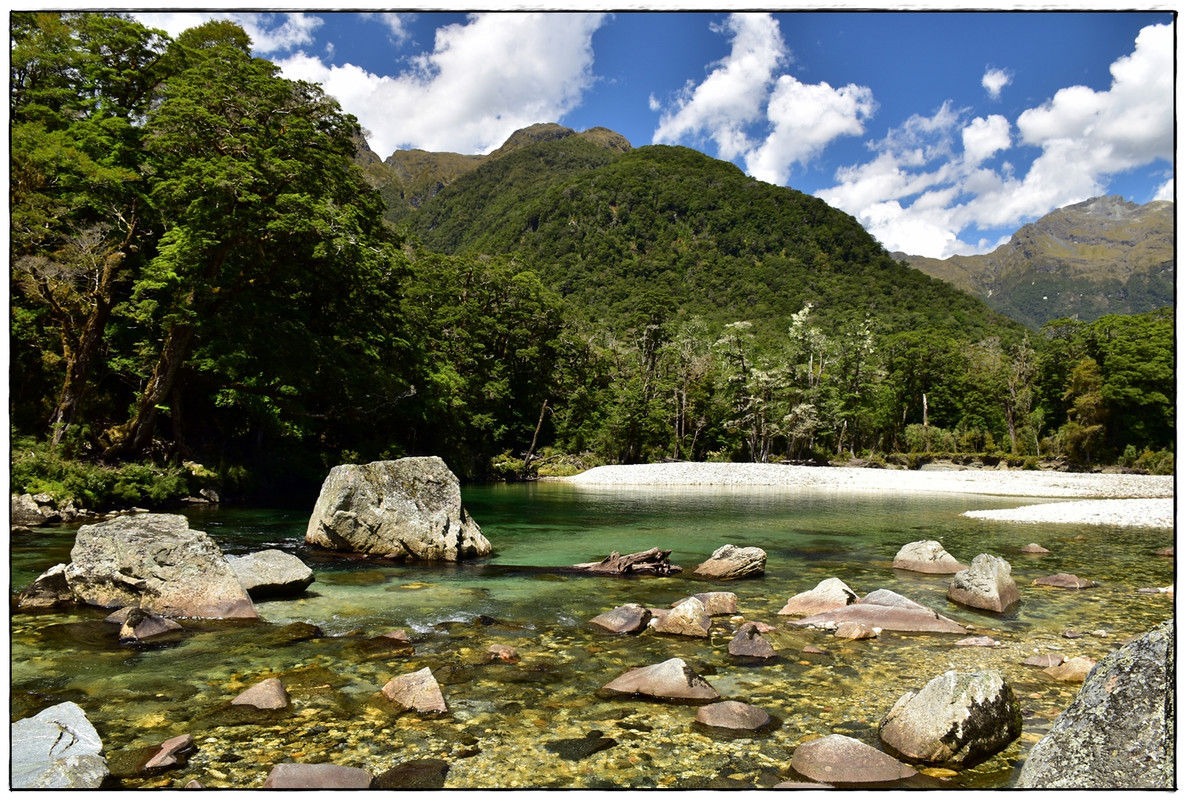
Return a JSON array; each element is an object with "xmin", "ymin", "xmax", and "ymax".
[{"xmin": 570, "ymin": 547, "xmax": 681, "ymax": 576}]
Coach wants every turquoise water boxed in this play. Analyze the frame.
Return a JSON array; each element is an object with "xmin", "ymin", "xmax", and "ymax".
[{"xmin": 10, "ymin": 482, "xmax": 1175, "ymax": 788}]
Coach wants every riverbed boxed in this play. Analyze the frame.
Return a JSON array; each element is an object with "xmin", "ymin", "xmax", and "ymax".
[{"xmin": 9, "ymin": 470, "xmax": 1175, "ymax": 788}]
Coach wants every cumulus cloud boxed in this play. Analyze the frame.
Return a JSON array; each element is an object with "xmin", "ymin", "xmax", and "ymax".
[
  {"xmin": 981, "ymin": 67, "xmax": 1011, "ymax": 99},
  {"xmin": 651, "ymin": 13, "xmax": 877, "ymax": 186},
  {"xmin": 132, "ymin": 11, "xmax": 322, "ymax": 54},
  {"xmin": 818, "ymin": 23, "xmax": 1173, "ymax": 258},
  {"xmin": 278, "ymin": 12, "xmax": 606, "ymax": 156}
]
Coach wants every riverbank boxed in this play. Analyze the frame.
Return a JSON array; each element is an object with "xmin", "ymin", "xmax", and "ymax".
[{"xmin": 562, "ymin": 462, "xmax": 1174, "ymax": 528}]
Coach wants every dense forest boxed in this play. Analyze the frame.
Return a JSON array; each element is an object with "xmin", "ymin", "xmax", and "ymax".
[{"xmin": 9, "ymin": 13, "xmax": 1175, "ymax": 510}]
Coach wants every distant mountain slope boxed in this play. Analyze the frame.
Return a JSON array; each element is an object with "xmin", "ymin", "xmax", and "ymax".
[
  {"xmin": 897, "ymin": 196, "xmax": 1173, "ymax": 328},
  {"xmin": 405, "ymin": 139, "xmax": 1023, "ymax": 341},
  {"xmin": 356, "ymin": 122, "xmax": 632, "ymax": 223}
]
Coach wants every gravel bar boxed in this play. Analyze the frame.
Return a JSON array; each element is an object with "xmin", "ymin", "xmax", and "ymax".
[{"xmin": 562, "ymin": 463, "xmax": 1175, "ymax": 528}]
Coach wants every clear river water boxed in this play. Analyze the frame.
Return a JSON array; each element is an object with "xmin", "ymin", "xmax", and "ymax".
[{"xmin": 10, "ymin": 481, "xmax": 1175, "ymax": 788}]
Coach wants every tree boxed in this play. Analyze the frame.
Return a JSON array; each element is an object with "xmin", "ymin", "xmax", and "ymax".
[
  {"xmin": 1060, "ymin": 357, "xmax": 1107, "ymax": 465},
  {"xmin": 105, "ymin": 21, "xmax": 404, "ymax": 459},
  {"xmin": 10, "ymin": 12, "xmax": 166, "ymax": 445}
]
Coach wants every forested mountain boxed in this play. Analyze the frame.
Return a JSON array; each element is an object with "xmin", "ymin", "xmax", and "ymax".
[
  {"xmin": 402, "ymin": 139, "xmax": 1021, "ymax": 343},
  {"xmin": 10, "ymin": 14, "xmax": 1173, "ymax": 508},
  {"xmin": 898, "ymin": 195, "xmax": 1173, "ymax": 329}
]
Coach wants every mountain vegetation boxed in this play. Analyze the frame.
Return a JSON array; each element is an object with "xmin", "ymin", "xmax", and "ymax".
[
  {"xmin": 898, "ymin": 195, "xmax": 1173, "ymax": 329},
  {"xmin": 10, "ymin": 13, "xmax": 1174, "ymax": 509}
]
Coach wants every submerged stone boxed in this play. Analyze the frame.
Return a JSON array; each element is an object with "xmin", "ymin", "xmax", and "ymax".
[
  {"xmin": 601, "ymin": 657, "xmax": 720, "ymax": 703},
  {"xmin": 791, "ymin": 734, "xmax": 917, "ymax": 784}
]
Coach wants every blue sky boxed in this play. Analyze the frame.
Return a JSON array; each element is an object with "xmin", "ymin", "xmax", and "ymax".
[{"xmin": 127, "ymin": 8, "xmax": 1174, "ymax": 259}]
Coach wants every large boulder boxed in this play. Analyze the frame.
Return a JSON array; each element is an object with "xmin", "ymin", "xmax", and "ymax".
[
  {"xmin": 779, "ymin": 577, "xmax": 859, "ymax": 617},
  {"xmin": 789, "ymin": 589, "xmax": 967, "ymax": 634},
  {"xmin": 1017, "ymin": 620, "xmax": 1174, "ymax": 788},
  {"xmin": 695, "ymin": 701, "xmax": 772, "ymax": 732},
  {"xmin": 878, "ymin": 670, "xmax": 1021, "ymax": 767},
  {"xmin": 226, "ymin": 549, "xmax": 314, "ymax": 599},
  {"xmin": 589, "ymin": 604, "xmax": 652, "ymax": 634},
  {"xmin": 305, "ymin": 457, "xmax": 490, "ymax": 560},
  {"xmin": 11, "ymin": 492, "xmax": 61, "ymax": 527},
  {"xmin": 946, "ymin": 554, "xmax": 1021, "ymax": 613},
  {"xmin": 601, "ymin": 657, "xmax": 720, "ymax": 703},
  {"xmin": 693, "ymin": 545, "xmax": 766, "ymax": 579},
  {"xmin": 893, "ymin": 540, "xmax": 966, "ymax": 574},
  {"xmin": 64, "ymin": 514, "xmax": 258, "ymax": 619},
  {"xmin": 791, "ymin": 734, "xmax": 917, "ymax": 784},
  {"xmin": 11, "ymin": 701, "xmax": 109, "ymax": 789}
]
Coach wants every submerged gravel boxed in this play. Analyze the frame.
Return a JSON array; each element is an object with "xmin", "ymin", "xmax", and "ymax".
[{"xmin": 563, "ymin": 462, "xmax": 1174, "ymax": 528}]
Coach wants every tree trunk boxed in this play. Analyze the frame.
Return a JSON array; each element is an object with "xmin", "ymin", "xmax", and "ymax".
[{"xmin": 106, "ymin": 322, "xmax": 196, "ymax": 458}]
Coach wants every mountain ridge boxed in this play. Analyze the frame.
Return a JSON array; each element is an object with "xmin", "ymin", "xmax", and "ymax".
[{"xmin": 896, "ymin": 195, "xmax": 1173, "ymax": 327}]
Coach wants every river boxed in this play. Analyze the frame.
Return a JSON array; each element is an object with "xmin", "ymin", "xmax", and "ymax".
[{"xmin": 10, "ymin": 481, "xmax": 1174, "ymax": 788}]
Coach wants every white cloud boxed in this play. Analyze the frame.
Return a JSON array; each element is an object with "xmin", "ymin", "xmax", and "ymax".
[
  {"xmin": 981, "ymin": 67, "xmax": 1011, "ymax": 99},
  {"xmin": 745, "ymin": 76, "xmax": 876, "ymax": 185},
  {"xmin": 651, "ymin": 12, "xmax": 875, "ymax": 186},
  {"xmin": 818, "ymin": 23, "xmax": 1173, "ymax": 259},
  {"xmin": 132, "ymin": 12, "xmax": 322, "ymax": 54},
  {"xmin": 652, "ymin": 13, "xmax": 788, "ymax": 161},
  {"xmin": 277, "ymin": 12, "xmax": 607, "ymax": 156}
]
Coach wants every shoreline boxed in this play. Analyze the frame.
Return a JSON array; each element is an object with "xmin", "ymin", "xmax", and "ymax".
[{"xmin": 561, "ymin": 462, "xmax": 1175, "ymax": 528}]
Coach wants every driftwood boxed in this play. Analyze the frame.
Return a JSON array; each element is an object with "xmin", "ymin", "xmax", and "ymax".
[{"xmin": 570, "ymin": 547, "xmax": 682, "ymax": 576}]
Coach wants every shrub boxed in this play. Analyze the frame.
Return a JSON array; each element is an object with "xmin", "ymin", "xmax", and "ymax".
[{"xmin": 1134, "ymin": 449, "xmax": 1174, "ymax": 475}]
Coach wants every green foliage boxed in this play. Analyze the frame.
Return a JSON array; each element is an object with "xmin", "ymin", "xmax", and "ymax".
[
  {"xmin": 11, "ymin": 435, "xmax": 188, "ymax": 509},
  {"xmin": 1133, "ymin": 449, "xmax": 1174, "ymax": 476}
]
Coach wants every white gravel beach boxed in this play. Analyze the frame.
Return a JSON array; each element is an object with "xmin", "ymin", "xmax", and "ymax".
[{"xmin": 563, "ymin": 462, "xmax": 1175, "ymax": 528}]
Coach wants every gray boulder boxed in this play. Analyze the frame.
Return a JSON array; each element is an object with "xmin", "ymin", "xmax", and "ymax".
[
  {"xmin": 64, "ymin": 514, "xmax": 258, "ymax": 619},
  {"xmin": 674, "ymin": 591, "xmax": 738, "ymax": 616},
  {"xmin": 779, "ymin": 577, "xmax": 859, "ymax": 617},
  {"xmin": 11, "ymin": 701, "xmax": 109, "ymax": 789},
  {"xmin": 226, "ymin": 549, "xmax": 314, "ymax": 598},
  {"xmin": 11, "ymin": 492, "xmax": 60, "ymax": 526},
  {"xmin": 946, "ymin": 553, "xmax": 1021, "ymax": 613},
  {"xmin": 693, "ymin": 544, "xmax": 766, "ymax": 579},
  {"xmin": 893, "ymin": 540, "xmax": 966, "ymax": 573},
  {"xmin": 305, "ymin": 457, "xmax": 490, "ymax": 560},
  {"xmin": 790, "ymin": 589, "xmax": 967, "ymax": 634},
  {"xmin": 601, "ymin": 657, "xmax": 720, "ymax": 703},
  {"xmin": 232, "ymin": 677, "xmax": 289, "ymax": 710},
  {"xmin": 878, "ymin": 670, "xmax": 1021, "ymax": 767},
  {"xmin": 1018, "ymin": 620, "xmax": 1173, "ymax": 788}
]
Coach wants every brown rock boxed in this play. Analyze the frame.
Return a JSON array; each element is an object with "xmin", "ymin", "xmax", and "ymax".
[
  {"xmin": 1044, "ymin": 656, "xmax": 1096, "ymax": 683},
  {"xmin": 790, "ymin": 589, "xmax": 967, "ymax": 634},
  {"xmin": 15, "ymin": 564, "xmax": 74, "ymax": 610},
  {"xmin": 791, "ymin": 734, "xmax": 917, "ymax": 783},
  {"xmin": 835, "ymin": 621, "xmax": 878, "ymax": 640},
  {"xmin": 955, "ymin": 636, "xmax": 1000, "ymax": 647},
  {"xmin": 1023, "ymin": 653, "xmax": 1065, "ymax": 668},
  {"xmin": 485, "ymin": 644, "xmax": 519, "ymax": 663},
  {"xmin": 263, "ymin": 763, "xmax": 373, "ymax": 788},
  {"xmin": 1155, "ymin": 546, "xmax": 1173, "ymax": 557},
  {"xmin": 1033, "ymin": 573, "xmax": 1097, "ymax": 589},
  {"xmin": 779, "ymin": 577, "xmax": 859, "ymax": 617},
  {"xmin": 589, "ymin": 603, "xmax": 651, "ymax": 634},
  {"xmin": 693, "ymin": 545, "xmax": 766, "ymax": 579},
  {"xmin": 728, "ymin": 622, "xmax": 776, "ymax": 658},
  {"xmin": 1019, "ymin": 543, "xmax": 1051, "ymax": 554},
  {"xmin": 232, "ymin": 677, "xmax": 289, "ymax": 710},
  {"xmin": 118, "ymin": 607, "xmax": 183, "ymax": 644},
  {"xmin": 143, "ymin": 734, "xmax": 196, "ymax": 771},
  {"xmin": 650, "ymin": 596, "xmax": 710, "ymax": 638},
  {"xmin": 673, "ymin": 591, "xmax": 738, "ymax": 616},
  {"xmin": 695, "ymin": 700, "xmax": 771, "ymax": 731},
  {"xmin": 601, "ymin": 657, "xmax": 720, "ymax": 703},
  {"xmin": 382, "ymin": 667, "xmax": 447, "ymax": 714},
  {"xmin": 893, "ymin": 540, "xmax": 966, "ymax": 574}
]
